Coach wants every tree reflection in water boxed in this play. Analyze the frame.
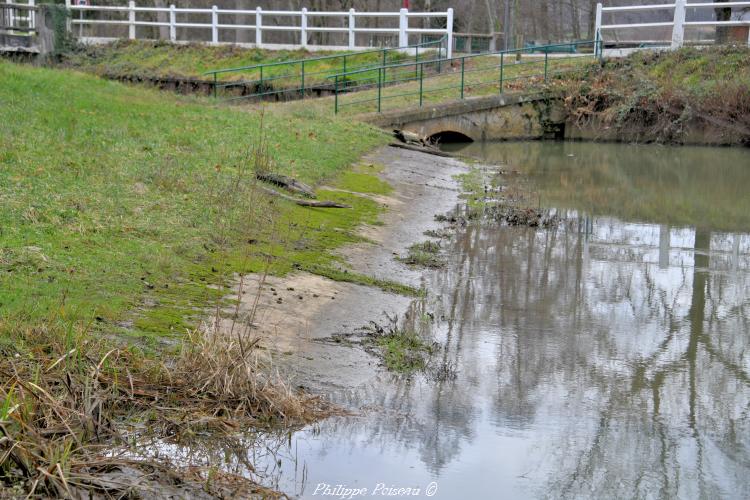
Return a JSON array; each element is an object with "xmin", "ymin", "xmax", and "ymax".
[{"xmin": 168, "ymin": 143, "xmax": 750, "ymax": 499}]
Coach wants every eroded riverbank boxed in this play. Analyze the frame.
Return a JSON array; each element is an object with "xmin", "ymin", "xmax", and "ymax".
[{"xmin": 222, "ymin": 146, "xmax": 469, "ymax": 393}]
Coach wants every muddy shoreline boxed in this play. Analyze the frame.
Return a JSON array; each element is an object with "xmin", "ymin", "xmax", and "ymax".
[{"xmin": 228, "ymin": 146, "xmax": 469, "ymax": 395}]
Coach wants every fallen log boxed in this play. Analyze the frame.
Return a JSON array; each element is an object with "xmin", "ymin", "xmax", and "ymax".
[
  {"xmin": 388, "ymin": 142, "xmax": 453, "ymax": 157},
  {"xmin": 393, "ymin": 129, "xmax": 425, "ymax": 144},
  {"xmin": 260, "ymin": 186, "xmax": 351, "ymax": 208},
  {"xmin": 256, "ymin": 173, "xmax": 316, "ymax": 198}
]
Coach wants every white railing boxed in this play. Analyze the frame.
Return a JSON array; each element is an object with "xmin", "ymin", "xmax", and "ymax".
[
  {"xmin": 64, "ymin": 2, "xmax": 454, "ymax": 57},
  {"xmin": 2, "ymin": 0, "xmax": 36, "ymax": 32},
  {"xmin": 595, "ymin": 1, "xmax": 750, "ymax": 49}
]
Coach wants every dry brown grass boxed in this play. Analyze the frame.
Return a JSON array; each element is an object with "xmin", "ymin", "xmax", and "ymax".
[{"xmin": 0, "ymin": 308, "xmax": 333, "ymax": 496}]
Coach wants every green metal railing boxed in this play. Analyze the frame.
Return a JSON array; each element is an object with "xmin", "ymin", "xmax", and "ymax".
[
  {"xmin": 204, "ymin": 36, "xmax": 447, "ymax": 102},
  {"xmin": 330, "ymin": 40, "xmax": 602, "ymax": 114}
]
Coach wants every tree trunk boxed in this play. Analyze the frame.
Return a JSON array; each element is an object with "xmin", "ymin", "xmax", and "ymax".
[
  {"xmin": 154, "ymin": 0, "xmax": 170, "ymax": 41},
  {"xmin": 235, "ymin": 0, "xmax": 252, "ymax": 44},
  {"xmin": 571, "ymin": 0, "xmax": 581, "ymax": 40},
  {"xmin": 483, "ymin": 0, "xmax": 497, "ymax": 37},
  {"xmin": 539, "ymin": 0, "xmax": 550, "ymax": 43},
  {"xmin": 586, "ymin": 0, "xmax": 597, "ymax": 39}
]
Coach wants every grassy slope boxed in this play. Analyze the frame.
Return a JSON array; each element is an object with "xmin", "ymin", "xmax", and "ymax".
[
  {"xmin": 0, "ymin": 61, "xmax": 394, "ymax": 347},
  {"xmin": 639, "ymin": 46, "xmax": 750, "ymax": 95},
  {"xmin": 63, "ymin": 40, "xmax": 409, "ymax": 84},
  {"xmin": 276, "ymin": 53, "xmax": 592, "ymax": 116},
  {"xmin": 561, "ymin": 46, "xmax": 750, "ymax": 143}
]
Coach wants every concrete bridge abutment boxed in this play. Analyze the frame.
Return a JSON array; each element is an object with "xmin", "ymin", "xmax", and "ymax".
[{"xmin": 366, "ymin": 94, "xmax": 567, "ymax": 143}]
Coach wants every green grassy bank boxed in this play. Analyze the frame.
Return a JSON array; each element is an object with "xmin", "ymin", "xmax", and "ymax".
[
  {"xmin": 561, "ymin": 46, "xmax": 750, "ymax": 144},
  {"xmin": 63, "ymin": 39, "xmax": 410, "ymax": 84},
  {"xmin": 0, "ymin": 61, "xmax": 398, "ymax": 348}
]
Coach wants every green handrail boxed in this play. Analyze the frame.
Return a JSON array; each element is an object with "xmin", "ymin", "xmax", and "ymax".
[
  {"xmin": 206, "ymin": 35, "xmax": 447, "ymax": 102},
  {"xmin": 329, "ymin": 40, "xmax": 597, "ymax": 79},
  {"xmin": 331, "ymin": 39, "xmax": 602, "ymax": 114}
]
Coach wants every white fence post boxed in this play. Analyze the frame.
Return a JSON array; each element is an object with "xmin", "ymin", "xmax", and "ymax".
[
  {"xmin": 671, "ymin": 0, "xmax": 686, "ymax": 49},
  {"xmin": 169, "ymin": 4, "xmax": 176, "ymax": 42},
  {"xmin": 446, "ymin": 8, "xmax": 453, "ymax": 58},
  {"xmin": 255, "ymin": 6, "xmax": 262, "ymax": 48},
  {"xmin": 28, "ymin": 0, "xmax": 35, "ymax": 30},
  {"xmin": 128, "ymin": 1, "xmax": 136, "ymax": 40},
  {"xmin": 300, "ymin": 7, "xmax": 307, "ymax": 47},
  {"xmin": 348, "ymin": 8, "xmax": 355, "ymax": 49},
  {"xmin": 594, "ymin": 3, "xmax": 602, "ymax": 47},
  {"xmin": 211, "ymin": 5, "xmax": 218, "ymax": 43},
  {"xmin": 64, "ymin": 0, "xmax": 72, "ymax": 33},
  {"xmin": 399, "ymin": 8, "xmax": 408, "ymax": 47}
]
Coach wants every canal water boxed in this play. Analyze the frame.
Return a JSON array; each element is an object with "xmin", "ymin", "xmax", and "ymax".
[{"xmin": 179, "ymin": 142, "xmax": 750, "ymax": 499}]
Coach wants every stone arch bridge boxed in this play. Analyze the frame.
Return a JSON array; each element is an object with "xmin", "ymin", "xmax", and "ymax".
[{"xmin": 365, "ymin": 93, "xmax": 569, "ymax": 143}]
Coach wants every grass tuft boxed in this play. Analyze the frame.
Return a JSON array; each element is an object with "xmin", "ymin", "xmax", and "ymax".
[
  {"xmin": 398, "ymin": 240, "xmax": 446, "ymax": 269},
  {"xmin": 360, "ymin": 314, "xmax": 434, "ymax": 373}
]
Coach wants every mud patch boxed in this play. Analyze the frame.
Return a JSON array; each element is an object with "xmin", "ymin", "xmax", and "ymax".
[{"xmin": 218, "ymin": 146, "xmax": 468, "ymax": 393}]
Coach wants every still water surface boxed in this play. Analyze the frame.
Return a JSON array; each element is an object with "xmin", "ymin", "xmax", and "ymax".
[{"xmin": 187, "ymin": 142, "xmax": 750, "ymax": 499}]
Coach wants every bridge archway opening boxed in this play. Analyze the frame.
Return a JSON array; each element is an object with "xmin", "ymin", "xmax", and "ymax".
[{"xmin": 427, "ymin": 130, "xmax": 474, "ymax": 144}]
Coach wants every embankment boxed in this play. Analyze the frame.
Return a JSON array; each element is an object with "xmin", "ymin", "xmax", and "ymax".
[
  {"xmin": 0, "ymin": 59, "xmax": 423, "ymax": 496},
  {"xmin": 561, "ymin": 46, "xmax": 750, "ymax": 146}
]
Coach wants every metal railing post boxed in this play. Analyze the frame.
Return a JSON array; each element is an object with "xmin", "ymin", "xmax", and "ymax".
[
  {"xmin": 415, "ymin": 44, "xmax": 419, "ymax": 79},
  {"xmin": 419, "ymin": 62, "xmax": 424, "ymax": 107},
  {"xmin": 334, "ymin": 75, "xmax": 339, "ymax": 114},
  {"xmin": 460, "ymin": 56, "xmax": 465, "ymax": 99},
  {"xmin": 382, "ymin": 49, "xmax": 387, "ymax": 83},
  {"xmin": 437, "ymin": 37, "xmax": 442, "ymax": 73},
  {"xmin": 544, "ymin": 51, "xmax": 548, "ymax": 82},
  {"xmin": 213, "ymin": 73, "xmax": 217, "ymax": 99},
  {"xmin": 377, "ymin": 67, "xmax": 382, "ymax": 113},
  {"xmin": 259, "ymin": 65, "xmax": 263, "ymax": 92},
  {"xmin": 300, "ymin": 60, "xmax": 305, "ymax": 99},
  {"xmin": 499, "ymin": 52, "xmax": 504, "ymax": 93}
]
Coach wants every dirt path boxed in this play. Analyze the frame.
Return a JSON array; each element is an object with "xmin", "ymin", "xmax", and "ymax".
[{"xmin": 221, "ymin": 146, "xmax": 468, "ymax": 393}]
